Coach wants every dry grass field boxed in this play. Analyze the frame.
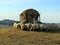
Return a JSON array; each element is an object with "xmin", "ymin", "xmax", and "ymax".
[{"xmin": 0, "ymin": 28, "xmax": 60, "ymax": 45}]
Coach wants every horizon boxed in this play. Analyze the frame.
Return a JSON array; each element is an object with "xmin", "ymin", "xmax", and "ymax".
[{"xmin": 0, "ymin": 0, "xmax": 60, "ymax": 23}]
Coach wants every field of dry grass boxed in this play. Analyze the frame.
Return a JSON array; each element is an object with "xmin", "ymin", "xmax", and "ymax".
[{"xmin": 0, "ymin": 28, "xmax": 60, "ymax": 45}]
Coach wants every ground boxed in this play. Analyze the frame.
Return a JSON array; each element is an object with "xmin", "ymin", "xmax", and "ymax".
[{"xmin": 0, "ymin": 28, "xmax": 60, "ymax": 45}]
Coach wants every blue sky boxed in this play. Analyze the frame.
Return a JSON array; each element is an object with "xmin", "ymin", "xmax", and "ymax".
[{"xmin": 0, "ymin": 0, "xmax": 60, "ymax": 23}]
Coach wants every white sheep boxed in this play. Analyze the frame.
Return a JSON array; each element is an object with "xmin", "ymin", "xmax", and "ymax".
[
  {"xmin": 40, "ymin": 24, "xmax": 48, "ymax": 32},
  {"xmin": 17, "ymin": 23, "xmax": 21, "ymax": 30},
  {"xmin": 13, "ymin": 23, "xmax": 17, "ymax": 29},
  {"xmin": 30, "ymin": 24, "xmax": 40, "ymax": 31},
  {"xmin": 20, "ymin": 24, "xmax": 27, "ymax": 31},
  {"xmin": 25, "ymin": 23, "xmax": 32, "ymax": 31}
]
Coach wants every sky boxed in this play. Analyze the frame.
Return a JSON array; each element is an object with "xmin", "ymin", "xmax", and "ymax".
[{"xmin": 0, "ymin": 0, "xmax": 60, "ymax": 23}]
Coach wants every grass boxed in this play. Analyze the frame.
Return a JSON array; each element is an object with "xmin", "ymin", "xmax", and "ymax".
[{"xmin": 0, "ymin": 28, "xmax": 60, "ymax": 45}]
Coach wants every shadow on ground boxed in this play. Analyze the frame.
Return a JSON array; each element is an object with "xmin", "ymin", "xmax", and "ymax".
[{"xmin": 24, "ymin": 29, "xmax": 60, "ymax": 33}]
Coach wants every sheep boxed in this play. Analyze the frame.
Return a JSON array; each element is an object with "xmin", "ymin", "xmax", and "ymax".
[
  {"xmin": 13, "ymin": 23, "xmax": 21, "ymax": 30},
  {"xmin": 20, "ymin": 24, "xmax": 27, "ymax": 31},
  {"xmin": 30, "ymin": 24, "xmax": 40, "ymax": 31},
  {"xmin": 40, "ymin": 24, "xmax": 48, "ymax": 32},
  {"xmin": 16, "ymin": 23, "xmax": 21, "ymax": 30},
  {"xmin": 13, "ymin": 23, "xmax": 28, "ymax": 31},
  {"xmin": 47, "ymin": 23, "xmax": 58, "ymax": 32},
  {"xmin": 13, "ymin": 23, "xmax": 17, "ymax": 29},
  {"xmin": 25, "ymin": 23, "xmax": 32, "ymax": 31}
]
